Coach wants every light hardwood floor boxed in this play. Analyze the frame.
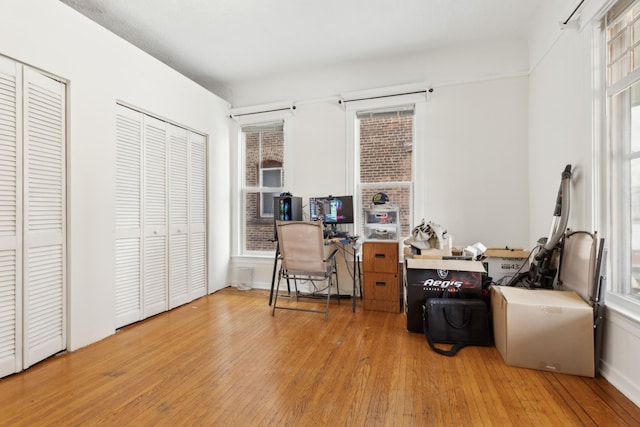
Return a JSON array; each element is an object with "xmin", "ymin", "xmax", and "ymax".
[{"xmin": 0, "ymin": 287, "xmax": 638, "ymax": 426}]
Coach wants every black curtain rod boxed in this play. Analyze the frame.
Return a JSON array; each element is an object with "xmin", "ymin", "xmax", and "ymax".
[
  {"xmin": 230, "ymin": 106, "xmax": 295, "ymax": 118},
  {"xmin": 339, "ymin": 88, "xmax": 433, "ymax": 104},
  {"xmin": 563, "ymin": 0, "xmax": 585, "ymax": 25}
]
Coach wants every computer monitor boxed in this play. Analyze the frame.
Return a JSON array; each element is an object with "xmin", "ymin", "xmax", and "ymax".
[{"xmin": 309, "ymin": 195, "xmax": 354, "ymax": 224}]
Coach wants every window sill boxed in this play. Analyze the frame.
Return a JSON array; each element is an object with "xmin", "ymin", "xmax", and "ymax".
[
  {"xmin": 232, "ymin": 253, "xmax": 275, "ymax": 262},
  {"xmin": 605, "ymin": 292, "xmax": 640, "ymax": 324}
]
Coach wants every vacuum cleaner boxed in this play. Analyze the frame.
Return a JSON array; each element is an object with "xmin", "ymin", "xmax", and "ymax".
[{"xmin": 509, "ymin": 164, "xmax": 572, "ymax": 289}]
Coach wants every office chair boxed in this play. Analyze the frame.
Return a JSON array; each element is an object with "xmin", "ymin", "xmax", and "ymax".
[{"xmin": 272, "ymin": 220, "xmax": 339, "ymax": 320}]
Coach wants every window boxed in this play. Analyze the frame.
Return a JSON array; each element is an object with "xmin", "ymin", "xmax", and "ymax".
[
  {"xmin": 605, "ymin": 1, "xmax": 640, "ymax": 301},
  {"xmin": 240, "ymin": 120, "xmax": 285, "ymax": 252},
  {"xmin": 259, "ymin": 164, "xmax": 283, "ymax": 218},
  {"xmin": 357, "ymin": 106, "xmax": 414, "ymax": 239}
]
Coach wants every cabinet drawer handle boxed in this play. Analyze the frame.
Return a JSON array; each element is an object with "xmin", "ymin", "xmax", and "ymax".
[
  {"xmin": 375, "ymin": 281, "xmax": 386, "ymax": 286},
  {"xmin": 374, "ymin": 253, "xmax": 385, "ymax": 258}
]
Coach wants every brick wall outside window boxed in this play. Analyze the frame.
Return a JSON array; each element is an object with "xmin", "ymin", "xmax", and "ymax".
[
  {"xmin": 241, "ymin": 115, "xmax": 413, "ymax": 252},
  {"xmin": 244, "ymin": 130, "xmax": 283, "ymax": 251},
  {"xmin": 360, "ymin": 115, "xmax": 413, "ymax": 238}
]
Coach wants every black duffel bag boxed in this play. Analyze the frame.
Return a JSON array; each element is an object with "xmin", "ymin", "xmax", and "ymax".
[{"xmin": 422, "ymin": 286, "xmax": 491, "ymax": 357}]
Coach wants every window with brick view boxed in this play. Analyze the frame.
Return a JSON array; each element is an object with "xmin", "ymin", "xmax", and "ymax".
[
  {"xmin": 358, "ymin": 108, "xmax": 413, "ymax": 238},
  {"xmin": 242, "ymin": 122, "xmax": 284, "ymax": 252}
]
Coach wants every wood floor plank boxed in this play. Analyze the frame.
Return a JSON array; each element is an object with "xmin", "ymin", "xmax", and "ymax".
[{"xmin": 0, "ymin": 287, "xmax": 639, "ymax": 426}]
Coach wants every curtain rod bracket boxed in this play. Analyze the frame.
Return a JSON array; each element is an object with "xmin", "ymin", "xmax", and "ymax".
[
  {"xmin": 560, "ymin": 0, "xmax": 584, "ymax": 28},
  {"xmin": 558, "ymin": 19, "xmax": 580, "ymax": 30}
]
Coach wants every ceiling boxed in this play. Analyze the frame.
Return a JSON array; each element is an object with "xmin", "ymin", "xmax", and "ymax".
[{"xmin": 59, "ymin": 0, "xmax": 542, "ymax": 98}]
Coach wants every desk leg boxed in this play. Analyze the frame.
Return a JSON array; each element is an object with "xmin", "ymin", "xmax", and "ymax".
[
  {"xmin": 269, "ymin": 247, "xmax": 279, "ymax": 306},
  {"xmin": 352, "ymin": 251, "xmax": 361, "ymax": 313}
]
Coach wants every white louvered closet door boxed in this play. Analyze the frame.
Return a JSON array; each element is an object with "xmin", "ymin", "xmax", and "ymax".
[
  {"xmin": 0, "ymin": 56, "xmax": 22, "ymax": 378},
  {"xmin": 168, "ymin": 124, "xmax": 189, "ymax": 308},
  {"xmin": 22, "ymin": 67, "xmax": 66, "ymax": 369},
  {"xmin": 143, "ymin": 116, "xmax": 168, "ymax": 318},
  {"xmin": 115, "ymin": 105, "xmax": 143, "ymax": 328},
  {"xmin": 189, "ymin": 132, "xmax": 207, "ymax": 299},
  {"xmin": 114, "ymin": 105, "xmax": 206, "ymax": 327}
]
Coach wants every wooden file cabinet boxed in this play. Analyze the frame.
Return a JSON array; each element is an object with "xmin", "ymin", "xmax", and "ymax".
[{"xmin": 362, "ymin": 241, "xmax": 401, "ymax": 313}]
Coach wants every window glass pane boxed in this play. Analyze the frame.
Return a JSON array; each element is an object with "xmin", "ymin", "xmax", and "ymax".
[
  {"xmin": 633, "ymin": 46, "xmax": 640, "ymax": 73},
  {"xmin": 610, "ymin": 57, "xmax": 628, "ymax": 84},
  {"xmin": 609, "ymin": 17, "xmax": 629, "ymax": 85},
  {"xmin": 242, "ymin": 122, "xmax": 284, "ymax": 252},
  {"xmin": 359, "ymin": 115, "xmax": 413, "ymax": 183},
  {"xmin": 361, "ymin": 185, "xmax": 411, "ymax": 238},
  {"xmin": 631, "ymin": 159, "xmax": 640, "ymax": 296},
  {"xmin": 244, "ymin": 126, "xmax": 284, "ymax": 186},
  {"xmin": 262, "ymin": 168, "xmax": 282, "ymax": 187},
  {"xmin": 632, "ymin": 82, "xmax": 640, "ymax": 152},
  {"xmin": 609, "ymin": 20, "xmax": 626, "ymax": 40},
  {"xmin": 633, "ymin": 17, "xmax": 640, "ymax": 44},
  {"xmin": 610, "ymin": 31, "xmax": 627, "ymax": 63},
  {"xmin": 359, "ymin": 112, "xmax": 413, "ymax": 239},
  {"xmin": 244, "ymin": 192, "xmax": 277, "ymax": 251},
  {"xmin": 261, "ymin": 192, "xmax": 278, "ymax": 217}
]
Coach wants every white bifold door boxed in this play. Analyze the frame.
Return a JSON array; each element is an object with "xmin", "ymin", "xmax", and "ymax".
[
  {"xmin": 0, "ymin": 56, "xmax": 67, "ymax": 379},
  {"xmin": 115, "ymin": 105, "xmax": 206, "ymax": 329}
]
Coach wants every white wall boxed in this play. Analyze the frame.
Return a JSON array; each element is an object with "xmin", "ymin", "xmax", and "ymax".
[
  {"xmin": 230, "ymin": 39, "xmax": 529, "ymax": 108},
  {"xmin": 528, "ymin": 8, "xmax": 594, "ymax": 242},
  {"xmin": 0, "ymin": 0, "xmax": 231, "ymax": 351},
  {"xmin": 529, "ymin": 0, "xmax": 640, "ymax": 406},
  {"xmin": 231, "ymin": 39, "xmax": 531, "ymax": 288},
  {"xmin": 423, "ymin": 77, "xmax": 529, "ymax": 248}
]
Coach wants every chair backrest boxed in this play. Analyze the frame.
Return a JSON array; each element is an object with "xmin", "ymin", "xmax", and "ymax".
[
  {"xmin": 276, "ymin": 221, "xmax": 327, "ymax": 276},
  {"xmin": 558, "ymin": 231, "xmax": 597, "ymax": 303}
]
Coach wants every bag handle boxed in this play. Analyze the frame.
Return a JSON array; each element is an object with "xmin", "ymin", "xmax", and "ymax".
[
  {"xmin": 422, "ymin": 304, "xmax": 468, "ymax": 357},
  {"xmin": 443, "ymin": 305, "xmax": 471, "ymax": 329}
]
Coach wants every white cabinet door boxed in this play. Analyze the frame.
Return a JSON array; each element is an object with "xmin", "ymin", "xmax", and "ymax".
[
  {"xmin": 114, "ymin": 106, "xmax": 206, "ymax": 326},
  {"xmin": 190, "ymin": 132, "xmax": 207, "ymax": 298},
  {"xmin": 142, "ymin": 116, "xmax": 168, "ymax": 318},
  {"xmin": 0, "ymin": 56, "xmax": 21, "ymax": 378},
  {"xmin": 115, "ymin": 105, "xmax": 143, "ymax": 328},
  {"xmin": 22, "ymin": 67, "xmax": 66, "ymax": 369},
  {"xmin": 168, "ymin": 124, "xmax": 189, "ymax": 308},
  {"xmin": 0, "ymin": 59, "xmax": 67, "ymax": 377}
]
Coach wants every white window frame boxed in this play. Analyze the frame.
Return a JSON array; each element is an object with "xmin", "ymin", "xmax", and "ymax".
[
  {"xmin": 235, "ymin": 111, "xmax": 294, "ymax": 256},
  {"xmin": 345, "ymin": 93, "xmax": 427, "ymax": 242},
  {"xmin": 600, "ymin": 0, "xmax": 640, "ymax": 315}
]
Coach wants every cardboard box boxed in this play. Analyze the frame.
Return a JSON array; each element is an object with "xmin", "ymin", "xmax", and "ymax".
[
  {"xmin": 404, "ymin": 258, "xmax": 486, "ymax": 333},
  {"xmin": 491, "ymin": 285, "xmax": 595, "ymax": 377},
  {"xmin": 482, "ymin": 248, "xmax": 530, "ymax": 285}
]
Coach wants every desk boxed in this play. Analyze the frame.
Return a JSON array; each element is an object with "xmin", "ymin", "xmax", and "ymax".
[
  {"xmin": 268, "ymin": 236, "xmax": 361, "ymax": 312},
  {"xmin": 326, "ymin": 237, "xmax": 362, "ymax": 313}
]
